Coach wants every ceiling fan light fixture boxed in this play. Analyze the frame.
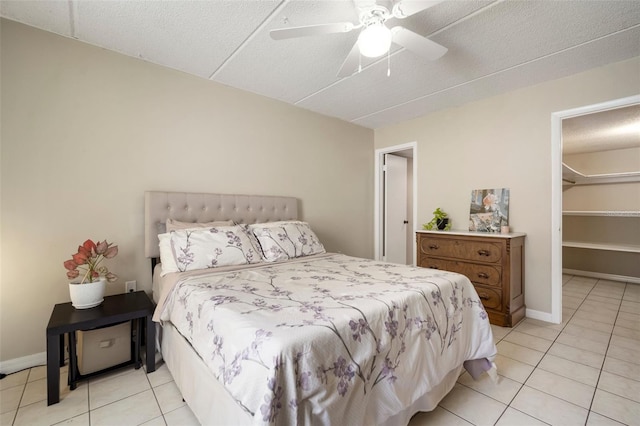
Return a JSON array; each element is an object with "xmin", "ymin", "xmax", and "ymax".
[{"xmin": 358, "ymin": 22, "xmax": 392, "ymax": 58}]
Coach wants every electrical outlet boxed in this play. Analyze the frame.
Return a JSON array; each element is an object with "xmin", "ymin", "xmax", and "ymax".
[{"xmin": 125, "ymin": 280, "xmax": 136, "ymax": 293}]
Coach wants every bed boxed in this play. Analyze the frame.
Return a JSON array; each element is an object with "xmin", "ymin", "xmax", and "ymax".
[{"xmin": 145, "ymin": 191, "xmax": 497, "ymax": 426}]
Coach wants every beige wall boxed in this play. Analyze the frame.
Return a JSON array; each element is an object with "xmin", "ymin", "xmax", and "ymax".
[
  {"xmin": 564, "ymin": 147, "xmax": 640, "ymax": 175},
  {"xmin": 563, "ymin": 148, "xmax": 640, "ymax": 211},
  {"xmin": 375, "ymin": 57, "xmax": 640, "ymax": 317},
  {"xmin": 0, "ymin": 20, "xmax": 374, "ymax": 362},
  {"xmin": 563, "ymin": 183, "xmax": 640, "ymax": 211}
]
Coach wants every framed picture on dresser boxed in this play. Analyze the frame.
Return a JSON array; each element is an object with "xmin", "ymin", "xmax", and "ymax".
[{"xmin": 469, "ymin": 188, "xmax": 510, "ymax": 232}]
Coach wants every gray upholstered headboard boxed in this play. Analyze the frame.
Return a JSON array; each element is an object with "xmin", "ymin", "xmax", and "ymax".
[{"xmin": 144, "ymin": 191, "xmax": 299, "ymax": 259}]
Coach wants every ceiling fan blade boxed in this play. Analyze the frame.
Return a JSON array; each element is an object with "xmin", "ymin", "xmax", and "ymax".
[
  {"xmin": 391, "ymin": 26, "xmax": 447, "ymax": 60},
  {"xmin": 337, "ymin": 42, "xmax": 361, "ymax": 78},
  {"xmin": 270, "ymin": 22, "xmax": 355, "ymax": 40},
  {"xmin": 392, "ymin": 0, "xmax": 445, "ymax": 18}
]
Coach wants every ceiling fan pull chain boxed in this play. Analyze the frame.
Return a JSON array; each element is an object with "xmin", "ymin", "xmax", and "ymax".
[
  {"xmin": 358, "ymin": 53, "xmax": 362, "ymax": 73},
  {"xmin": 387, "ymin": 49, "xmax": 391, "ymax": 77}
]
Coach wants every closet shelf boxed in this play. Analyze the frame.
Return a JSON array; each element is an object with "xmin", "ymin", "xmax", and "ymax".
[
  {"xmin": 562, "ymin": 211, "xmax": 640, "ymax": 217},
  {"xmin": 562, "ymin": 163, "xmax": 640, "ymax": 186},
  {"xmin": 562, "ymin": 241, "xmax": 640, "ymax": 253}
]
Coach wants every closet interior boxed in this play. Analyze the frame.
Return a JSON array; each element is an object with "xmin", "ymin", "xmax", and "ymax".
[{"xmin": 562, "ymin": 104, "xmax": 640, "ymax": 283}]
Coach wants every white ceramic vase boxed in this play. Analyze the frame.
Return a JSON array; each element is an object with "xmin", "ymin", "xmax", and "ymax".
[{"xmin": 69, "ymin": 277, "xmax": 106, "ymax": 309}]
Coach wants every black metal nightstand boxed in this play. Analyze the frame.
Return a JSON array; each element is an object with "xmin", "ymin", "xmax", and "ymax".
[{"xmin": 46, "ymin": 291, "xmax": 156, "ymax": 405}]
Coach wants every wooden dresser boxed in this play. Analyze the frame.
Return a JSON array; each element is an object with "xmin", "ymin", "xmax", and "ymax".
[{"xmin": 416, "ymin": 230, "xmax": 526, "ymax": 327}]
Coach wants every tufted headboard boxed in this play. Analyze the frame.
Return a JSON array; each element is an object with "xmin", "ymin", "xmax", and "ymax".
[{"xmin": 144, "ymin": 191, "xmax": 299, "ymax": 259}]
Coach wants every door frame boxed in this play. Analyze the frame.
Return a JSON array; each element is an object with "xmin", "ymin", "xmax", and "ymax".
[
  {"xmin": 550, "ymin": 94, "xmax": 640, "ymax": 324},
  {"xmin": 374, "ymin": 142, "xmax": 418, "ymax": 264}
]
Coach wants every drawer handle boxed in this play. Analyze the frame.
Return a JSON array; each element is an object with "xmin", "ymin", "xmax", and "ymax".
[
  {"xmin": 429, "ymin": 244, "xmax": 439, "ymax": 250},
  {"xmin": 428, "ymin": 265, "xmax": 439, "ymax": 270},
  {"xmin": 477, "ymin": 249, "xmax": 490, "ymax": 256},
  {"xmin": 478, "ymin": 292, "xmax": 490, "ymax": 300},
  {"xmin": 477, "ymin": 272, "xmax": 489, "ymax": 279}
]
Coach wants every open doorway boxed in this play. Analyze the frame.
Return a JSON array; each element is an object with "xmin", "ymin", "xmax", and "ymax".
[
  {"xmin": 550, "ymin": 95, "xmax": 640, "ymax": 324},
  {"xmin": 374, "ymin": 142, "xmax": 417, "ymax": 265}
]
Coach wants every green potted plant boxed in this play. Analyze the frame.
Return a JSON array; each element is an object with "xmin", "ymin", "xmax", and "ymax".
[
  {"xmin": 64, "ymin": 239, "xmax": 118, "ymax": 309},
  {"xmin": 422, "ymin": 208, "xmax": 451, "ymax": 231}
]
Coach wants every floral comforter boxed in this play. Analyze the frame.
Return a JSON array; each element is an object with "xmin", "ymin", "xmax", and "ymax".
[{"xmin": 157, "ymin": 254, "xmax": 496, "ymax": 425}]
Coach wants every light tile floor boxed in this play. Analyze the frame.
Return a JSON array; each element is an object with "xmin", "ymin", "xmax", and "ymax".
[{"xmin": 1, "ymin": 275, "xmax": 638, "ymax": 425}]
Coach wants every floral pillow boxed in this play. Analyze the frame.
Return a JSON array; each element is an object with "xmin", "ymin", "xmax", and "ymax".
[
  {"xmin": 250, "ymin": 221, "xmax": 325, "ymax": 262},
  {"xmin": 168, "ymin": 224, "xmax": 263, "ymax": 272}
]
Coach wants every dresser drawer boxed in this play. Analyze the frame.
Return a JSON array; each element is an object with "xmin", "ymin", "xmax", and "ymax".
[
  {"xmin": 473, "ymin": 284, "xmax": 502, "ymax": 311},
  {"xmin": 416, "ymin": 231, "xmax": 525, "ymax": 327},
  {"xmin": 418, "ymin": 237, "xmax": 503, "ymax": 263},
  {"xmin": 420, "ymin": 257, "xmax": 502, "ymax": 287}
]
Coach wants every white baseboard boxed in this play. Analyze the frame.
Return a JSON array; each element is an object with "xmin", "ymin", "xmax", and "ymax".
[
  {"xmin": 526, "ymin": 308, "xmax": 557, "ymax": 324},
  {"xmin": 0, "ymin": 352, "xmax": 46, "ymax": 375},
  {"xmin": 563, "ymin": 269, "xmax": 640, "ymax": 285}
]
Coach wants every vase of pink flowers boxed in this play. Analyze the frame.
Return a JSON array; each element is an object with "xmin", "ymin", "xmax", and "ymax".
[{"xmin": 64, "ymin": 239, "xmax": 118, "ymax": 309}]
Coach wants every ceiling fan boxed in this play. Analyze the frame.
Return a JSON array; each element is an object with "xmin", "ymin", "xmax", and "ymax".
[{"xmin": 270, "ymin": 0, "xmax": 448, "ymax": 78}]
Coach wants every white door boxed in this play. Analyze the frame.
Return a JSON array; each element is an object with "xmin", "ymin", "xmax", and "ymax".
[{"xmin": 384, "ymin": 154, "xmax": 408, "ymax": 264}]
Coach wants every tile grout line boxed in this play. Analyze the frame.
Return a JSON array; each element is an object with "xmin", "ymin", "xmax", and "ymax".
[
  {"xmin": 456, "ymin": 323, "xmax": 542, "ymax": 425},
  {"xmin": 74, "ymin": 368, "xmax": 151, "ymax": 422},
  {"xmin": 427, "ymin": 322, "xmax": 526, "ymax": 423},
  {"xmin": 486, "ymin": 276, "xmax": 601, "ymax": 425},
  {"xmin": 13, "ymin": 369, "xmax": 29, "ymax": 425},
  {"xmin": 7, "ymin": 372, "xmax": 27, "ymax": 426},
  {"xmin": 509, "ymin": 277, "xmax": 600, "ymax": 423},
  {"xmin": 580, "ymin": 280, "xmax": 625, "ymax": 425},
  {"xmin": 87, "ymin": 373, "xmax": 92, "ymax": 426},
  {"xmin": 435, "ymin": 405, "xmax": 477, "ymax": 425},
  {"xmin": 491, "ymin": 323, "xmax": 562, "ymax": 425},
  {"xmin": 470, "ymin": 311, "xmax": 554, "ymax": 424},
  {"xmin": 584, "ymin": 281, "xmax": 640, "ymax": 426},
  {"xmin": 486, "ymin": 328, "xmax": 526, "ymax": 425},
  {"xmin": 563, "ymin": 278, "xmax": 640, "ymax": 423},
  {"xmin": 144, "ymin": 363, "xmax": 168, "ymax": 425},
  {"xmin": 461, "ymin": 304, "xmax": 591, "ymax": 426}
]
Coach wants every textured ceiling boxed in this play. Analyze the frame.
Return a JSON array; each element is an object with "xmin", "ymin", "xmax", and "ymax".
[
  {"xmin": 563, "ymin": 105, "xmax": 640, "ymax": 155},
  {"xmin": 2, "ymin": 0, "xmax": 639, "ymax": 140}
]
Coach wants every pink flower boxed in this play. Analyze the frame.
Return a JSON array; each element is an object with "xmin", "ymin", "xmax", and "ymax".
[
  {"xmin": 72, "ymin": 252, "xmax": 88, "ymax": 265},
  {"xmin": 104, "ymin": 245, "xmax": 118, "ymax": 259},
  {"xmin": 63, "ymin": 260, "xmax": 77, "ymax": 271},
  {"xmin": 64, "ymin": 239, "xmax": 118, "ymax": 284},
  {"xmin": 95, "ymin": 240, "xmax": 108, "ymax": 255}
]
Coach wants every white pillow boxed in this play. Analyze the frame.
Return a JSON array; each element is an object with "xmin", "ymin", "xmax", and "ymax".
[
  {"xmin": 250, "ymin": 221, "xmax": 325, "ymax": 262},
  {"xmin": 158, "ymin": 232, "xmax": 179, "ymax": 276},
  {"xmin": 250, "ymin": 220, "xmax": 303, "ymax": 228},
  {"xmin": 166, "ymin": 219, "xmax": 234, "ymax": 232},
  {"xmin": 170, "ymin": 224, "xmax": 263, "ymax": 272}
]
